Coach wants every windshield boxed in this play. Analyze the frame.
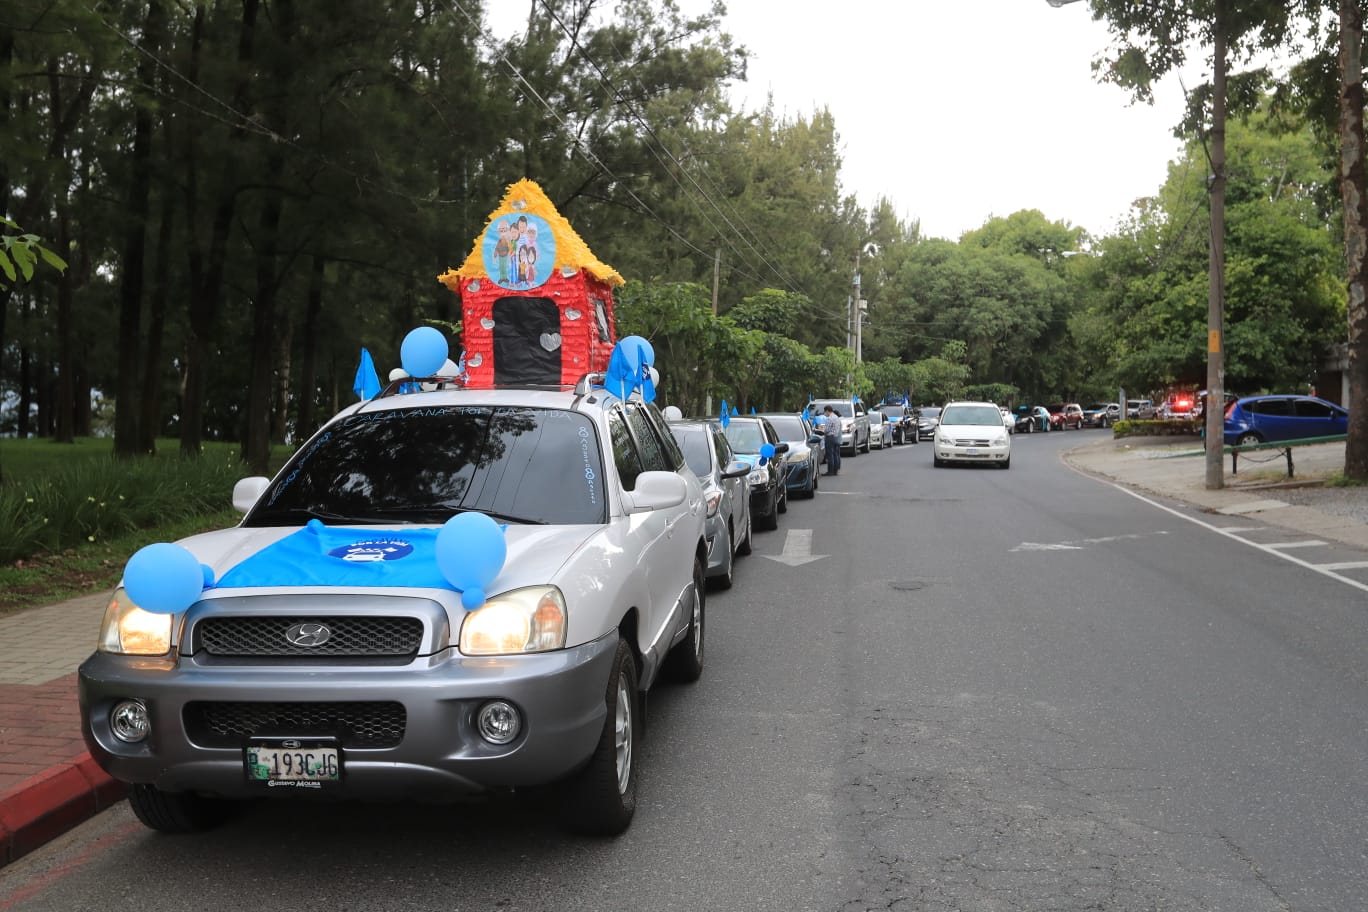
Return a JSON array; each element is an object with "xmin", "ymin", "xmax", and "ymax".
[
  {"xmin": 672, "ymin": 425, "xmax": 714, "ymax": 477},
  {"xmin": 815, "ymin": 401, "xmax": 854, "ymax": 418},
  {"xmin": 764, "ymin": 415, "xmax": 806, "ymax": 439},
  {"xmin": 919, "ymin": 407, "xmax": 942, "ymax": 419},
  {"xmin": 723, "ymin": 420, "xmax": 766, "ymax": 454},
  {"xmin": 882, "ymin": 405, "xmax": 906, "ymax": 418},
  {"xmin": 939, "ymin": 405, "xmax": 1003, "ymax": 426},
  {"xmin": 247, "ymin": 405, "xmax": 607, "ymax": 527}
]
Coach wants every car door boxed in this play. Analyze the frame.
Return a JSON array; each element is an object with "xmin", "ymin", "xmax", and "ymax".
[
  {"xmin": 1293, "ymin": 398, "xmax": 1348, "ymax": 438},
  {"xmin": 1248, "ymin": 397, "xmax": 1295, "ymax": 440},
  {"xmin": 609, "ymin": 407, "xmax": 690, "ymax": 665},
  {"xmin": 711, "ymin": 426, "xmax": 747, "ymax": 541}
]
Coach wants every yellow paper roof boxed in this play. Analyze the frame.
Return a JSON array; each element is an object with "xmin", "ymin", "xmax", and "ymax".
[{"xmin": 438, "ymin": 178, "xmax": 623, "ymax": 292}]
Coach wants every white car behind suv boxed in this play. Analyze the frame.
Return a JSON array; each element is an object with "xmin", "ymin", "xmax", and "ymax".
[
  {"xmin": 80, "ymin": 376, "xmax": 707, "ymax": 837},
  {"xmin": 932, "ymin": 400, "xmax": 1013, "ymax": 469}
]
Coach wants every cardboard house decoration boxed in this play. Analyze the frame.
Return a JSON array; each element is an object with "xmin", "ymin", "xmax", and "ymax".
[{"xmin": 438, "ymin": 179, "xmax": 624, "ymax": 387}]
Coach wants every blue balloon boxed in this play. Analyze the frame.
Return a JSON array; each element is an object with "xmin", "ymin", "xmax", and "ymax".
[
  {"xmin": 760, "ymin": 443, "xmax": 776, "ymax": 459},
  {"xmin": 435, "ymin": 512, "xmax": 507, "ymax": 609},
  {"xmin": 618, "ymin": 335, "xmax": 654, "ymax": 371},
  {"xmin": 401, "ymin": 327, "xmax": 449, "ymax": 377},
  {"xmin": 123, "ymin": 542, "xmax": 205, "ymax": 614}
]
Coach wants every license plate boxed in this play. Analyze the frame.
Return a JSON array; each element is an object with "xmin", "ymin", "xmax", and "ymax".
[
  {"xmin": 246, "ymin": 738, "xmax": 341, "ymax": 789},
  {"xmin": 965, "ymin": 447, "xmax": 979, "ymax": 455}
]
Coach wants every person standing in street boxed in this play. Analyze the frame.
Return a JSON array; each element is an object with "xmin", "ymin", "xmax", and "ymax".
[{"xmin": 821, "ymin": 405, "xmax": 841, "ymax": 475}]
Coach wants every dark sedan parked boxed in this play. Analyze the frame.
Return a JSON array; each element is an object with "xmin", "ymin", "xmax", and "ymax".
[
  {"xmin": 757, "ymin": 412, "xmax": 822, "ymax": 498},
  {"xmin": 722, "ymin": 416, "xmax": 789, "ymax": 531},
  {"xmin": 878, "ymin": 403, "xmax": 919, "ymax": 444}
]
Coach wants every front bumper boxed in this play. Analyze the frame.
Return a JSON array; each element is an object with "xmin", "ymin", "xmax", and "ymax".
[
  {"xmin": 934, "ymin": 437, "xmax": 1010, "ymax": 464},
  {"xmin": 783, "ymin": 458, "xmax": 815, "ymax": 491},
  {"xmin": 79, "ymin": 632, "xmax": 618, "ymax": 800}
]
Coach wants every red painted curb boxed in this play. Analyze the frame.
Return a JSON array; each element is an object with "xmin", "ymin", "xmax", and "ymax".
[{"xmin": 0, "ymin": 753, "xmax": 126, "ymax": 868}]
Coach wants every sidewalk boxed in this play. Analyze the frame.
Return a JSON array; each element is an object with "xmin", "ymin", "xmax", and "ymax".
[
  {"xmin": 0, "ymin": 594, "xmax": 125, "ymax": 866},
  {"xmin": 2, "ymin": 435, "xmax": 1365, "ymax": 868}
]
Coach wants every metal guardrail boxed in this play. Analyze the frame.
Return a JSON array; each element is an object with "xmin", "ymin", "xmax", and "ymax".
[
  {"xmin": 1223, "ymin": 434, "xmax": 1347, "ymax": 477},
  {"xmin": 1162, "ymin": 433, "xmax": 1346, "ymax": 477}
]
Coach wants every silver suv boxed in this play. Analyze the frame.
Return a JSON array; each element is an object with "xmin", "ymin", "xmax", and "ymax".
[
  {"xmin": 810, "ymin": 398, "xmax": 870, "ymax": 454},
  {"xmin": 79, "ymin": 379, "xmax": 707, "ymax": 837}
]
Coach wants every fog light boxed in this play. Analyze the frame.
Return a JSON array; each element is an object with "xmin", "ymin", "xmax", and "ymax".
[
  {"xmin": 476, "ymin": 701, "xmax": 522, "ymax": 745},
  {"xmin": 110, "ymin": 700, "xmax": 150, "ymax": 743}
]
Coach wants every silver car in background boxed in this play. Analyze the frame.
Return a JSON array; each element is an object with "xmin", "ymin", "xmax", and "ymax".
[{"xmin": 669, "ymin": 420, "xmax": 752, "ymax": 589}]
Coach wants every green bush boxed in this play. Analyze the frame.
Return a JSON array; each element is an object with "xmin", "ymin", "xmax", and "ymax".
[
  {"xmin": 0, "ymin": 443, "xmax": 268, "ymax": 564},
  {"xmin": 1112, "ymin": 419, "xmax": 1203, "ymax": 439}
]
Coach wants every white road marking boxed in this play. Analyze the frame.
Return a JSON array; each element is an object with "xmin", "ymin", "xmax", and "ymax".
[
  {"xmin": 761, "ymin": 528, "xmax": 828, "ymax": 566},
  {"xmin": 1010, "ymin": 531, "xmax": 1169, "ymax": 552},
  {"xmin": 1105, "ymin": 484, "xmax": 1368, "ymax": 595},
  {"xmin": 1314, "ymin": 561, "xmax": 1368, "ymax": 571},
  {"xmin": 1262, "ymin": 540, "xmax": 1329, "ymax": 550}
]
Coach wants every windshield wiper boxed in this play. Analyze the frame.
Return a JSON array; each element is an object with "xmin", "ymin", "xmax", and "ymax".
[{"xmin": 360, "ymin": 506, "xmax": 547, "ymax": 526}]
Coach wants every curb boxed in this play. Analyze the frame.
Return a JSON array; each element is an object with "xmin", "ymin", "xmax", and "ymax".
[{"xmin": 0, "ymin": 754, "xmax": 125, "ymax": 868}]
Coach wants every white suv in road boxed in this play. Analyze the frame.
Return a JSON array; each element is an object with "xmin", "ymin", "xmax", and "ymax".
[
  {"xmin": 932, "ymin": 400, "xmax": 1013, "ymax": 469},
  {"xmin": 810, "ymin": 398, "xmax": 871, "ymax": 455},
  {"xmin": 80, "ymin": 378, "xmax": 708, "ymax": 837}
]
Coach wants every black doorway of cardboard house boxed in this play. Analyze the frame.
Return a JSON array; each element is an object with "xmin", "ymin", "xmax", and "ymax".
[{"xmin": 493, "ymin": 297, "xmax": 561, "ymax": 385}]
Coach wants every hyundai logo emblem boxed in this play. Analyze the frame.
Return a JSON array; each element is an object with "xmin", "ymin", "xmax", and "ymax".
[
  {"xmin": 285, "ymin": 622, "xmax": 332, "ymax": 647},
  {"xmin": 282, "ymin": 739, "xmax": 301, "ymax": 749}
]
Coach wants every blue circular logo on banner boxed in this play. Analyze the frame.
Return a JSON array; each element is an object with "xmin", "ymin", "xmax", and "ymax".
[
  {"xmin": 328, "ymin": 539, "xmax": 415, "ymax": 563},
  {"xmin": 482, "ymin": 213, "xmax": 556, "ymax": 290}
]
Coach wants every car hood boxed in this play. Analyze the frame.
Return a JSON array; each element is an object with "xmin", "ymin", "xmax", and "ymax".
[
  {"xmin": 938, "ymin": 423, "xmax": 1008, "ymax": 437},
  {"xmin": 166, "ymin": 522, "xmax": 601, "ymax": 598}
]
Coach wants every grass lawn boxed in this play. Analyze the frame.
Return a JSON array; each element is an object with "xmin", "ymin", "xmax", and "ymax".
[{"xmin": 0, "ymin": 436, "xmax": 293, "ymax": 617}]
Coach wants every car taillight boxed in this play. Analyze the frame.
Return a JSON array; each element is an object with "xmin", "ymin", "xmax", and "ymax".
[{"xmin": 1225, "ymin": 401, "xmax": 1237, "ymax": 418}]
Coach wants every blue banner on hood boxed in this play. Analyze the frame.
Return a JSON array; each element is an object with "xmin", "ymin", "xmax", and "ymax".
[{"xmin": 216, "ymin": 522, "xmax": 450, "ymax": 590}]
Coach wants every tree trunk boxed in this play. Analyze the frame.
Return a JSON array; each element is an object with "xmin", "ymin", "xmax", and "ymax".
[
  {"xmin": 243, "ymin": 174, "xmax": 284, "ymax": 473},
  {"xmin": 114, "ymin": 0, "xmax": 164, "ymax": 458},
  {"xmin": 296, "ymin": 254, "xmax": 325, "ymax": 437},
  {"xmin": 54, "ymin": 208, "xmax": 75, "ymax": 444},
  {"xmin": 181, "ymin": 0, "xmax": 258, "ymax": 458},
  {"xmin": 1340, "ymin": 0, "xmax": 1368, "ymax": 480},
  {"xmin": 139, "ymin": 167, "xmax": 175, "ymax": 454}
]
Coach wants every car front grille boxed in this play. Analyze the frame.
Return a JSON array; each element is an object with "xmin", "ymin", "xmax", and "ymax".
[
  {"xmin": 183, "ymin": 701, "xmax": 407, "ymax": 748},
  {"xmin": 949, "ymin": 437, "xmax": 994, "ymax": 447},
  {"xmin": 195, "ymin": 616, "xmax": 424, "ymax": 658}
]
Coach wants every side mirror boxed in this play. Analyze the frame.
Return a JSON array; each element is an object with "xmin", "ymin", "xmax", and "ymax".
[
  {"xmin": 232, "ymin": 476, "xmax": 270, "ymax": 513},
  {"xmin": 622, "ymin": 470, "xmax": 688, "ymax": 513},
  {"xmin": 773, "ymin": 442, "xmax": 790, "ymax": 455},
  {"xmin": 721, "ymin": 460, "xmax": 750, "ymax": 480},
  {"xmin": 808, "ymin": 434, "xmax": 823, "ymax": 444}
]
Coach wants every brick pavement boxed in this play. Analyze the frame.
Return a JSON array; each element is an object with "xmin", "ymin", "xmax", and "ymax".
[{"xmin": 0, "ymin": 594, "xmax": 123, "ymax": 866}]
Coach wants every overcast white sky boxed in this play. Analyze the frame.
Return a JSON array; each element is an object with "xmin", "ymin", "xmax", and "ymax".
[{"xmin": 484, "ymin": 0, "xmax": 1211, "ymax": 241}]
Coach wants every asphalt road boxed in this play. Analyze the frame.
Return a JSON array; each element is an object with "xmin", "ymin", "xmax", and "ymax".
[{"xmin": 4, "ymin": 429, "xmax": 1367, "ymax": 911}]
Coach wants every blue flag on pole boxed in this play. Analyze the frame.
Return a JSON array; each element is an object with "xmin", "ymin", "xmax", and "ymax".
[
  {"xmin": 719, "ymin": 399, "xmax": 731, "ymax": 428},
  {"xmin": 353, "ymin": 348, "xmax": 381, "ymax": 401}
]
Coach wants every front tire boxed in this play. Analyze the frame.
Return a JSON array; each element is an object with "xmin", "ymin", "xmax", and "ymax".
[
  {"xmin": 736, "ymin": 510, "xmax": 753, "ymax": 555},
  {"xmin": 562, "ymin": 637, "xmax": 639, "ymax": 836},
  {"xmin": 127, "ymin": 784, "xmax": 234, "ymax": 834},
  {"xmin": 1237, "ymin": 432, "xmax": 1262, "ymax": 447}
]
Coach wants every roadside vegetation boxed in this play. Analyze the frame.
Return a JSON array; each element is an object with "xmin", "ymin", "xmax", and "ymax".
[{"xmin": 0, "ymin": 439, "xmax": 289, "ymax": 615}]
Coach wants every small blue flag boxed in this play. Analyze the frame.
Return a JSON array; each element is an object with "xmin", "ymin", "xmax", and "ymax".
[
  {"xmin": 750, "ymin": 406, "xmax": 756, "ymax": 414},
  {"xmin": 353, "ymin": 348, "xmax": 381, "ymax": 401},
  {"xmin": 719, "ymin": 399, "xmax": 731, "ymax": 428},
  {"xmin": 731, "ymin": 404, "xmax": 739, "ymax": 416}
]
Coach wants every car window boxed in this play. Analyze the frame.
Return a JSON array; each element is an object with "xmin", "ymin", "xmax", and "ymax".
[
  {"xmin": 723, "ymin": 421, "xmax": 765, "ymax": 454},
  {"xmin": 1249, "ymin": 398, "xmax": 1292, "ymax": 416},
  {"xmin": 609, "ymin": 410, "xmax": 643, "ymax": 491},
  {"xmin": 1295, "ymin": 399, "xmax": 1339, "ymax": 419},
  {"xmin": 882, "ymin": 405, "xmax": 905, "ymax": 418},
  {"xmin": 711, "ymin": 427, "xmax": 733, "ymax": 467},
  {"xmin": 765, "ymin": 415, "xmax": 806, "ymax": 438},
  {"xmin": 625, "ymin": 404, "xmax": 671, "ymax": 473},
  {"xmin": 940, "ymin": 405, "xmax": 1003, "ymax": 426},
  {"xmin": 249, "ymin": 405, "xmax": 607, "ymax": 526},
  {"xmin": 672, "ymin": 425, "xmax": 713, "ymax": 477}
]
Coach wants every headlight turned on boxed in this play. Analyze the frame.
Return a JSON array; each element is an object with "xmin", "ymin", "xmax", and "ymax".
[
  {"xmin": 460, "ymin": 586, "xmax": 568, "ymax": 655},
  {"xmin": 98, "ymin": 587, "xmax": 174, "ymax": 656}
]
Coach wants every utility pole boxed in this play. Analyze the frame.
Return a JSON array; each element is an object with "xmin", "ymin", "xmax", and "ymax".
[
  {"xmin": 711, "ymin": 247, "xmax": 720, "ymax": 316},
  {"xmin": 1204, "ymin": 0, "xmax": 1227, "ymax": 490}
]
